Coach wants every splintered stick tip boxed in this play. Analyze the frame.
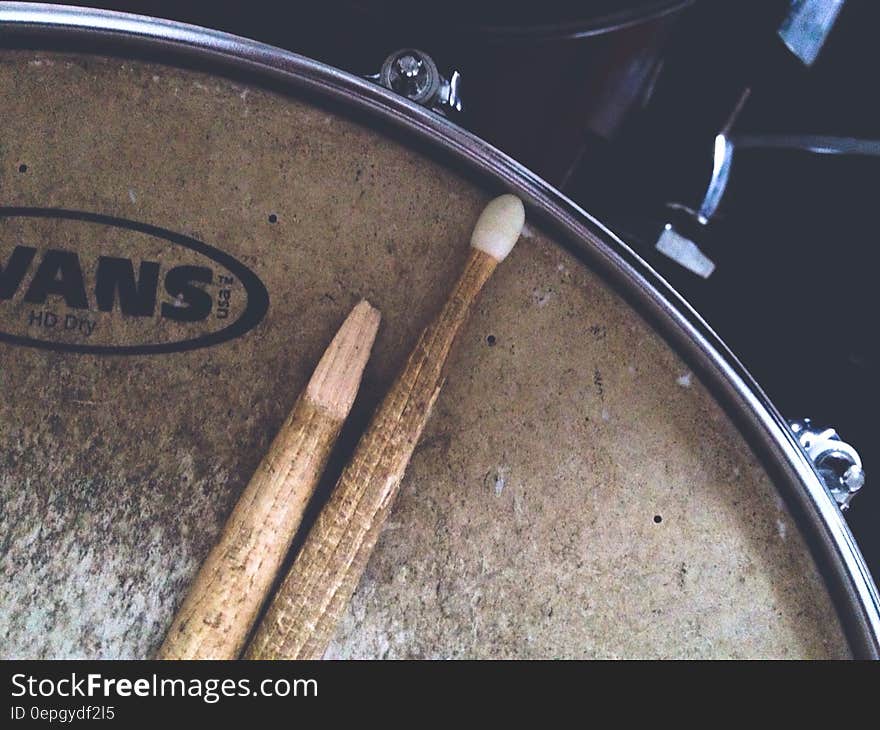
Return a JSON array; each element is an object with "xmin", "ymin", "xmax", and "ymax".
[
  {"xmin": 307, "ymin": 300, "xmax": 381, "ymax": 419},
  {"xmin": 469, "ymin": 194, "xmax": 525, "ymax": 263}
]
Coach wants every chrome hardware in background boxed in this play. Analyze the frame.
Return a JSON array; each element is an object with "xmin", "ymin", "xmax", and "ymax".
[
  {"xmin": 790, "ymin": 420, "xmax": 866, "ymax": 510},
  {"xmin": 779, "ymin": 0, "xmax": 846, "ymax": 67},
  {"xmin": 655, "ymin": 1, "xmax": 849, "ymax": 278},
  {"xmin": 654, "ymin": 87, "xmax": 750, "ymax": 277},
  {"xmin": 656, "ymin": 130, "xmax": 880, "ymax": 277},
  {"xmin": 697, "ymin": 133, "xmax": 880, "ymax": 228}
]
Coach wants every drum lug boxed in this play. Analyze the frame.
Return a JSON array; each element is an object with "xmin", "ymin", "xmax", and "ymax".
[
  {"xmin": 789, "ymin": 418, "xmax": 865, "ymax": 510},
  {"xmin": 368, "ymin": 49, "xmax": 463, "ymax": 118}
]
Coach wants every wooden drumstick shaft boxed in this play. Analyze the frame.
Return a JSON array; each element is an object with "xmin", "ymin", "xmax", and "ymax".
[
  {"xmin": 156, "ymin": 300, "xmax": 381, "ymax": 660},
  {"xmin": 246, "ymin": 194, "xmax": 526, "ymax": 660}
]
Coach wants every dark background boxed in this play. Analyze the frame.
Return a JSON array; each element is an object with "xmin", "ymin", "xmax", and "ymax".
[{"xmin": 31, "ymin": 1, "xmax": 880, "ymax": 583}]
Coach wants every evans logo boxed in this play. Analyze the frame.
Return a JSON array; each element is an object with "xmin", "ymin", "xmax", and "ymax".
[{"xmin": 0, "ymin": 208, "xmax": 269, "ymax": 355}]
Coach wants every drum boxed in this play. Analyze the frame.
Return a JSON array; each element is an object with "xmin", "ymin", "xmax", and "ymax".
[{"xmin": 0, "ymin": 4, "xmax": 877, "ymax": 659}]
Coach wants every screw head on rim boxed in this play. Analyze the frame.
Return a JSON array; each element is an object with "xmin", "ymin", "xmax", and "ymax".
[{"xmin": 379, "ymin": 48, "xmax": 441, "ymax": 105}]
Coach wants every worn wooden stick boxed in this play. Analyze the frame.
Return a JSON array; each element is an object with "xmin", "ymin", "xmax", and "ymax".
[
  {"xmin": 246, "ymin": 194, "xmax": 526, "ymax": 659},
  {"xmin": 157, "ymin": 300, "xmax": 381, "ymax": 660}
]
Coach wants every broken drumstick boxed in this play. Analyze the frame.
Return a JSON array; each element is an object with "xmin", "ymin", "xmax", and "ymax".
[
  {"xmin": 246, "ymin": 194, "xmax": 526, "ymax": 659},
  {"xmin": 157, "ymin": 300, "xmax": 381, "ymax": 660}
]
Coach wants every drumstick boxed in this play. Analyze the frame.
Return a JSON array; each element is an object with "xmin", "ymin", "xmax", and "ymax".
[
  {"xmin": 156, "ymin": 300, "xmax": 381, "ymax": 660},
  {"xmin": 245, "ymin": 194, "xmax": 526, "ymax": 659}
]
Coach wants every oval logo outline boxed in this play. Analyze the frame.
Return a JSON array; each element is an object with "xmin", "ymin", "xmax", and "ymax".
[{"xmin": 0, "ymin": 207, "xmax": 270, "ymax": 355}]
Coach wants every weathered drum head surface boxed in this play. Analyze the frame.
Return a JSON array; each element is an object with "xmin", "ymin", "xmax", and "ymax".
[{"xmin": 0, "ymin": 49, "xmax": 850, "ymax": 658}]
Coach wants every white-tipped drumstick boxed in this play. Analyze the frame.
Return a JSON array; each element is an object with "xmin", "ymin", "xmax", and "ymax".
[
  {"xmin": 157, "ymin": 300, "xmax": 381, "ymax": 660},
  {"xmin": 246, "ymin": 194, "xmax": 526, "ymax": 659}
]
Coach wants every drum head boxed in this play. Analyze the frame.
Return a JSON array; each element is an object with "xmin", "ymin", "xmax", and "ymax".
[{"xmin": 0, "ymin": 15, "xmax": 866, "ymax": 659}]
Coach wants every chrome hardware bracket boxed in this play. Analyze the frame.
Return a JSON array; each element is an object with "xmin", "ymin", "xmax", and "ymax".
[
  {"xmin": 368, "ymin": 49, "xmax": 463, "ymax": 119},
  {"xmin": 789, "ymin": 419, "xmax": 865, "ymax": 510},
  {"xmin": 779, "ymin": 0, "xmax": 847, "ymax": 67}
]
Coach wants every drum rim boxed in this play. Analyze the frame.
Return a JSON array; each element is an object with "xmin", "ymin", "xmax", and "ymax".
[{"xmin": 1, "ymin": 2, "xmax": 877, "ymax": 659}]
